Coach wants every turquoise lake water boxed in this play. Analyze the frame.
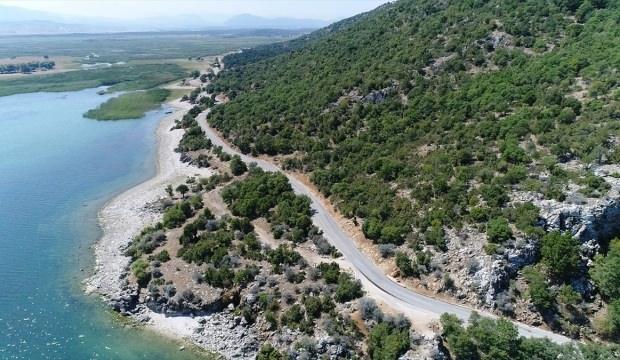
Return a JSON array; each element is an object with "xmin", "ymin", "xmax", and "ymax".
[{"xmin": 0, "ymin": 89, "xmax": 204, "ymax": 359}]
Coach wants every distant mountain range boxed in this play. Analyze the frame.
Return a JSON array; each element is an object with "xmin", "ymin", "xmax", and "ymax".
[
  {"xmin": 0, "ymin": 5, "xmax": 330, "ymax": 35},
  {"xmin": 222, "ymin": 14, "xmax": 329, "ymax": 29},
  {"xmin": 0, "ymin": 20, "xmax": 110, "ymax": 35}
]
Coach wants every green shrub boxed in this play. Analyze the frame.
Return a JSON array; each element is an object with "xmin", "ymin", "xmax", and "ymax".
[
  {"xmin": 424, "ymin": 220, "xmax": 446, "ymax": 251},
  {"xmin": 557, "ymin": 284, "xmax": 581, "ymax": 306},
  {"xmin": 481, "ymin": 184, "xmax": 509, "ymax": 208},
  {"xmin": 302, "ymin": 296, "xmax": 334, "ymax": 319},
  {"xmin": 597, "ymin": 300, "xmax": 620, "ymax": 340},
  {"xmin": 505, "ymin": 203, "xmax": 541, "ymax": 236},
  {"xmin": 163, "ymin": 201, "xmax": 194, "ymax": 228},
  {"xmin": 441, "ymin": 312, "xmax": 620, "ymax": 359},
  {"xmin": 580, "ymin": 173, "xmax": 611, "ymax": 197},
  {"xmin": 268, "ymin": 245, "xmax": 302, "ymax": 270},
  {"xmin": 156, "ymin": 250, "xmax": 171, "ymax": 262},
  {"xmin": 280, "ymin": 304, "xmax": 305, "ymax": 329},
  {"xmin": 590, "ymin": 239, "xmax": 620, "ymax": 300},
  {"xmin": 318, "ymin": 262, "xmax": 341, "ymax": 284},
  {"xmin": 486, "ymin": 217, "xmax": 512, "ymax": 243},
  {"xmin": 230, "ymin": 155, "xmax": 248, "ymax": 176},
  {"xmin": 469, "ymin": 207, "xmax": 489, "ymax": 223},
  {"xmin": 501, "ymin": 140, "xmax": 529, "ymax": 164},
  {"xmin": 131, "ymin": 258, "xmax": 151, "ymax": 288},
  {"xmin": 222, "ymin": 169, "xmax": 292, "ymax": 220},
  {"xmin": 523, "ymin": 266, "xmax": 554, "ymax": 310},
  {"xmin": 368, "ymin": 321, "xmax": 410, "ymax": 360},
  {"xmin": 335, "ymin": 273, "xmax": 363, "ymax": 303},
  {"xmin": 257, "ymin": 344, "xmax": 284, "ymax": 360},
  {"xmin": 484, "ymin": 242, "xmax": 500, "ymax": 255},
  {"xmin": 203, "ymin": 266, "xmax": 235, "ymax": 288},
  {"xmin": 125, "ymin": 228, "xmax": 166, "ymax": 259},
  {"xmin": 541, "ymin": 231, "xmax": 580, "ymax": 281},
  {"xmin": 395, "ymin": 252, "xmax": 418, "ymax": 278},
  {"xmin": 188, "ymin": 195, "xmax": 203, "ymax": 210}
]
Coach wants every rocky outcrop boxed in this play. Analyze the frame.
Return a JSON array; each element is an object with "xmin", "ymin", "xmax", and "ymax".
[
  {"xmin": 446, "ymin": 165, "xmax": 620, "ymax": 307},
  {"xmin": 109, "ymin": 280, "xmax": 140, "ymax": 315},
  {"xmin": 504, "ymin": 238, "xmax": 538, "ymax": 273},
  {"xmin": 363, "ymin": 87, "xmax": 393, "ymax": 103},
  {"xmin": 190, "ymin": 309, "xmax": 261, "ymax": 359},
  {"xmin": 179, "ymin": 152, "xmax": 192, "ymax": 164},
  {"xmin": 515, "ymin": 165, "xmax": 620, "ymax": 251},
  {"xmin": 399, "ymin": 335, "xmax": 450, "ymax": 360},
  {"xmin": 441, "ymin": 228, "xmax": 510, "ymax": 306},
  {"xmin": 471, "ymin": 259, "xmax": 510, "ymax": 306},
  {"xmin": 483, "ymin": 31, "xmax": 513, "ymax": 50},
  {"xmin": 473, "ymin": 164, "xmax": 620, "ymax": 303},
  {"xmin": 144, "ymin": 288, "xmax": 226, "ymax": 316}
]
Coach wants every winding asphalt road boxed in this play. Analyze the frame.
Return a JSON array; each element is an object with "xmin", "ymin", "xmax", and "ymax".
[{"xmin": 197, "ymin": 112, "xmax": 570, "ymax": 344}]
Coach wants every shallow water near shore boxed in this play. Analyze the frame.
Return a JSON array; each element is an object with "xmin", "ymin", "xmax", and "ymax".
[{"xmin": 0, "ymin": 88, "xmax": 206, "ymax": 359}]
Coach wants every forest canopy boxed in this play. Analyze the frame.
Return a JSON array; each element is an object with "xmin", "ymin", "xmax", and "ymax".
[{"xmin": 208, "ymin": 0, "xmax": 620, "ymax": 248}]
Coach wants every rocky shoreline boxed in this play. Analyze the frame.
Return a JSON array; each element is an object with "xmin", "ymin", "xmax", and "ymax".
[
  {"xmin": 83, "ymin": 100, "xmax": 244, "ymax": 356},
  {"xmin": 84, "ymin": 96, "xmax": 446, "ymax": 359}
]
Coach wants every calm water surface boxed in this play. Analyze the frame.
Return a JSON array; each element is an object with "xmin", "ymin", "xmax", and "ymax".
[{"xmin": 0, "ymin": 89, "xmax": 205, "ymax": 359}]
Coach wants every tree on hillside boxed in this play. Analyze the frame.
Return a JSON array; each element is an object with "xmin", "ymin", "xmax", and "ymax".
[
  {"xmin": 395, "ymin": 252, "xmax": 417, "ymax": 278},
  {"xmin": 487, "ymin": 217, "xmax": 513, "ymax": 243},
  {"xmin": 523, "ymin": 266, "xmax": 554, "ymax": 310},
  {"xmin": 176, "ymin": 184, "xmax": 189, "ymax": 199},
  {"xmin": 598, "ymin": 300, "xmax": 620, "ymax": 339},
  {"xmin": 230, "ymin": 155, "xmax": 248, "ymax": 176},
  {"xmin": 591, "ymin": 238, "xmax": 620, "ymax": 300},
  {"xmin": 368, "ymin": 321, "xmax": 410, "ymax": 360},
  {"xmin": 541, "ymin": 231, "xmax": 580, "ymax": 281}
]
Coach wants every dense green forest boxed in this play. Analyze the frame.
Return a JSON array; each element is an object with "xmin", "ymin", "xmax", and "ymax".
[
  {"xmin": 210, "ymin": 0, "xmax": 620, "ymax": 246},
  {"xmin": 206, "ymin": 0, "xmax": 620, "ymax": 341}
]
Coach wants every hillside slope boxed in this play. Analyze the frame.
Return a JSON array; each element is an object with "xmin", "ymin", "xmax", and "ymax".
[{"xmin": 207, "ymin": 0, "xmax": 620, "ymax": 341}]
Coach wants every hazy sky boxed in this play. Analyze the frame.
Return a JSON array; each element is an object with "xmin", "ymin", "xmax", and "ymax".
[{"xmin": 0, "ymin": 1, "xmax": 391, "ymax": 21}]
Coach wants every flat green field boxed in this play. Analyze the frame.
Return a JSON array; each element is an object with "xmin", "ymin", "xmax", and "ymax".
[
  {"xmin": 0, "ymin": 30, "xmax": 301, "ymax": 63},
  {"xmin": 0, "ymin": 30, "xmax": 301, "ymax": 98},
  {"xmin": 84, "ymin": 89, "xmax": 171, "ymax": 120},
  {"xmin": 0, "ymin": 63, "xmax": 186, "ymax": 97}
]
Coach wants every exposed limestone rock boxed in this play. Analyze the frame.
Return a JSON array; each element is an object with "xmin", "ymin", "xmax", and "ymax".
[
  {"xmin": 440, "ymin": 227, "xmax": 507, "ymax": 306},
  {"xmin": 504, "ymin": 237, "xmax": 538, "ymax": 274},
  {"xmin": 109, "ymin": 280, "xmax": 140, "ymax": 315},
  {"xmin": 473, "ymin": 259, "xmax": 509, "ymax": 306},
  {"xmin": 363, "ymin": 86, "xmax": 397, "ymax": 103},
  {"xmin": 515, "ymin": 165, "xmax": 620, "ymax": 249},
  {"xmin": 179, "ymin": 152, "xmax": 192, "ymax": 164},
  {"xmin": 190, "ymin": 311, "xmax": 261, "ymax": 359},
  {"xmin": 144, "ymin": 288, "xmax": 225, "ymax": 315},
  {"xmin": 400, "ymin": 335, "xmax": 449, "ymax": 360},
  {"xmin": 485, "ymin": 30, "xmax": 513, "ymax": 49}
]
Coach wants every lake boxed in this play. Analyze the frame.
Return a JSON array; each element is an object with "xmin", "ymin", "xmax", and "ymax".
[{"xmin": 0, "ymin": 88, "xmax": 205, "ymax": 359}]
